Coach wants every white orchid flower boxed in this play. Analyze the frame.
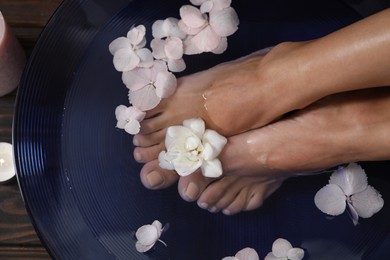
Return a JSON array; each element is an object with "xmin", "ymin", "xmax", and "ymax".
[
  {"xmin": 151, "ymin": 18, "xmax": 187, "ymax": 72},
  {"xmin": 115, "ymin": 105, "xmax": 146, "ymax": 135},
  {"xmin": 314, "ymin": 163, "xmax": 384, "ymax": 225},
  {"xmin": 135, "ymin": 220, "xmax": 167, "ymax": 253},
  {"xmin": 178, "ymin": 3, "xmax": 239, "ymax": 54},
  {"xmin": 222, "ymin": 247, "xmax": 259, "ymax": 260},
  {"xmin": 265, "ymin": 238, "xmax": 305, "ymax": 260},
  {"xmin": 122, "ymin": 60, "xmax": 177, "ymax": 111},
  {"xmin": 159, "ymin": 118, "xmax": 227, "ymax": 178},
  {"xmin": 109, "ymin": 25, "xmax": 153, "ymax": 72}
]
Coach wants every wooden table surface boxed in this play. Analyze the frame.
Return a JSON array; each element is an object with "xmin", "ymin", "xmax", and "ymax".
[{"xmin": 0, "ymin": 1, "xmax": 62, "ymax": 259}]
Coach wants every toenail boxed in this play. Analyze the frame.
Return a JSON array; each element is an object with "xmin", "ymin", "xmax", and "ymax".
[
  {"xmin": 208, "ymin": 207, "xmax": 218, "ymax": 213},
  {"xmin": 222, "ymin": 209, "xmax": 232, "ymax": 215},
  {"xmin": 198, "ymin": 202, "xmax": 208, "ymax": 209},
  {"xmin": 184, "ymin": 182, "xmax": 200, "ymax": 201},
  {"xmin": 146, "ymin": 171, "xmax": 164, "ymax": 187},
  {"xmin": 133, "ymin": 150, "xmax": 142, "ymax": 162}
]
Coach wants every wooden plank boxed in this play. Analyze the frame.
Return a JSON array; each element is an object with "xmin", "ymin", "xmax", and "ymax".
[{"xmin": 0, "ymin": 246, "xmax": 51, "ymax": 259}]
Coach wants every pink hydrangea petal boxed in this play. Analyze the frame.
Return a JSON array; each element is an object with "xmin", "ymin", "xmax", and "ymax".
[
  {"xmin": 151, "ymin": 39, "xmax": 167, "ymax": 59},
  {"xmin": 173, "ymin": 156, "xmax": 202, "ymax": 176},
  {"xmin": 129, "ymin": 86, "xmax": 161, "ymax": 111},
  {"xmin": 178, "ymin": 20, "xmax": 204, "ymax": 35},
  {"xmin": 287, "ymin": 248, "xmax": 305, "ymax": 260},
  {"xmin": 190, "ymin": 0, "xmax": 207, "ymax": 6},
  {"xmin": 122, "ymin": 69, "xmax": 149, "ymax": 91},
  {"xmin": 155, "ymin": 71, "xmax": 177, "ymax": 98},
  {"xmin": 152, "ymin": 20, "xmax": 166, "ymax": 39},
  {"xmin": 151, "ymin": 220, "xmax": 163, "ymax": 237},
  {"xmin": 212, "ymin": 36, "xmax": 228, "ymax": 54},
  {"xmin": 314, "ymin": 184, "xmax": 347, "ymax": 216},
  {"xmin": 183, "ymin": 36, "xmax": 202, "ymax": 55},
  {"xmin": 351, "ymin": 185, "xmax": 384, "ymax": 218},
  {"xmin": 150, "ymin": 60, "xmax": 169, "ymax": 81},
  {"xmin": 164, "ymin": 17, "xmax": 187, "ymax": 39},
  {"xmin": 136, "ymin": 48, "xmax": 154, "ymax": 68},
  {"xmin": 167, "ymin": 58, "xmax": 186, "ymax": 73},
  {"xmin": 128, "ymin": 106, "xmax": 146, "ymax": 122},
  {"xmin": 209, "ymin": 7, "xmax": 239, "ymax": 37},
  {"xmin": 235, "ymin": 247, "xmax": 259, "ymax": 260},
  {"xmin": 135, "ymin": 241, "xmax": 155, "ymax": 253},
  {"xmin": 272, "ymin": 238, "xmax": 292, "ymax": 258},
  {"xmin": 191, "ymin": 26, "xmax": 221, "ymax": 52},
  {"xmin": 202, "ymin": 129, "xmax": 227, "ymax": 159},
  {"xmin": 347, "ymin": 202, "xmax": 360, "ymax": 226},
  {"xmin": 180, "ymin": 5, "xmax": 207, "ymax": 29},
  {"xmin": 200, "ymin": 1, "xmax": 213, "ymax": 13},
  {"xmin": 113, "ymin": 48, "xmax": 140, "ymax": 72},
  {"xmin": 221, "ymin": 257, "xmax": 238, "ymax": 260},
  {"xmin": 165, "ymin": 37, "xmax": 184, "ymax": 60},
  {"xmin": 329, "ymin": 163, "xmax": 368, "ymax": 196},
  {"xmin": 212, "ymin": 0, "xmax": 232, "ymax": 11},
  {"xmin": 108, "ymin": 37, "xmax": 131, "ymax": 55},
  {"xmin": 264, "ymin": 253, "xmax": 279, "ymax": 260},
  {"xmin": 183, "ymin": 118, "xmax": 205, "ymax": 138},
  {"xmin": 124, "ymin": 120, "xmax": 141, "ymax": 135},
  {"xmin": 136, "ymin": 225, "xmax": 158, "ymax": 245},
  {"xmin": 127, "ymin": 25, "xmax": 146, "ymax": 46},
  {"xmin": 200, "ymin": 158, "xmax": 223, "ymax": 178}
]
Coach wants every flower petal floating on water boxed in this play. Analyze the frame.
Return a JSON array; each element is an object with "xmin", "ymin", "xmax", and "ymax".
[
  {"xmin": 135, "ymin": 220, "xmax": 167, "ymax": 253},
  {"xmin": 265, "ymin": 238, "xmax": 304, "ymax": 260},
  {"xmin": 314, "ymin": 163, "xmax": 384, "ymax": 225},
  {"xmin": 159, "ymin": 118, "xmax": 227, "ymax": 178},
  {"xmin": 115, "ymin": 105, "xmax": 146, "ymax": 135},
  {"xmin": 222, "ymin": 247, "xmax": 259, "ymax": 260}
]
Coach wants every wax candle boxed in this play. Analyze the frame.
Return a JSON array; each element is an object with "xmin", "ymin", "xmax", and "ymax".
[
  {"xmin": 0, "ymin": 11, "xmax": 26, "ymax": 97},
  {"xmin": 0, "ymin": 142, "xmax": 15, "ymax": 182}
]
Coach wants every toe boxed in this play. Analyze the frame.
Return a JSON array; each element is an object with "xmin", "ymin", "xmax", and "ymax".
[
  {"xmin": 133, "ymin": 129, "xmax": 166, "ymax": 147},
  {"xmin": 133, "ymin": 143, "xmax": 165, "ymax": 163},
  {"xmin": 177, "ymin": 171, "xmax": 215, "ymax": 202},
  {"xmin": 140, "ymin": 160, "xmax": 179, "ymax": 189},
  {"xmin": 221, "ymin": 186, "xmax": 252, "ymax": 215}
]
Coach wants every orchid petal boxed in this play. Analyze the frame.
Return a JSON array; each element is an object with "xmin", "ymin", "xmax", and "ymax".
[
  {"xmin": 151, "ymin": 39, "xmax": 166, "ymax": 59},
  {"xmin": 136, "ymin": 48, "xmax": 154, "ymax": 68},
  {"xmin": 201, "ymin": 158, "xmax": 223, "ymax": 178},
  {"xmin": 264, "ymin": 253, "xmax": 279, "ymax": 260},
  {"xmin": 129, "ymin": 86, "xmax": 161, "ymax": 111},
  {"xmin": 108, "ymin": 37, "xmax": 131, "ymax": 55},
  {"xmin": 212, "ymin": 36, "xmax": 228, "ymax": 54},
  {"xmin": 314, "ymin": 184, "xmax": 346, "ymax": 216},
  {"xmin": 167, "ymin": 58, "xmax": 186, "ymax": 72},
  {"xmin": 136, "ymin": 225, "xmax": 158, "ymax": 246},
  {"xmin": 203, "ymin": 129, "xmax": 227, "ymax": 159},
  {"xmin": 122, "ymin": 69, "xmax": 149, "ymax": 91},
  {"xmin": 347, "ymin": 201, "xmax": 360, "ymax": 226},
  {"xmin": 200, "ymin": 1, "xmax": 213, "ymax": 13},
  {"xmin": 180, "ymin": 5, "xmax": 207, "ymax": 29},
  {"xmin": 183, "ymin": 118, "xmax": 205, "ymax": 138},
  {"xmin": 113, "ymin": 48, "xmax": 140, "ymax": 72},
  {"xmin": 351, "ymin": 185, "xmax": 384, "ymax": 218},
  {"xmin": 178, "ymin": 20, "xmax": 204, "ymax": 35},
  {"xmin": 191, "ymin": 26, "xmax": 221, "ymax": 52},
  {"xmin": 158, "ymin": 151, "xmax": 175, "ymax": 170},
  {"xmin": 212, "ymin": 0, "xmax": 232, "ymax": 11},
  {"xmin": 235, "ymin": 247, "xmax": 259, "ymax": 260},
  {"xmin": 127, "ymin": 25, "xmax": 146, "ymax": 46},
  {"xmin": 135, "ymin": 241, "xmax": 155, "ymax": 253},
  {"xmin": 209, "ymin": 7, "xmax": 239, "ymax": 37},
  {"xmin": 172, "ymin": 156, "xmax": 202, "ymax": 176},
  {"xmin": 272, "ymin": 238, "xmax": 292, "ymax": 258},
  {"xmin": 165, "ymin": 37, "xmax": 184, "ymax": 60},
  {"xmin": 155, "ymin": 71, "xmax": 177, "ymax": 98},
  {"xmin": 190, "ymin": 0, "xmax": 207, "ymax": 6},
  {"xmin": 287, "ymin": 248, "xmax": 305, "ymax": 260},
  {"xmin": 329, "ymin": 163, "xmax": 368, "ymax": 196}
]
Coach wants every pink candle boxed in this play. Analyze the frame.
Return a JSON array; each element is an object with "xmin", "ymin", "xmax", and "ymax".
[{"xmin": 0, "ymin": 11, "xmax": 26, "ymax": 97}]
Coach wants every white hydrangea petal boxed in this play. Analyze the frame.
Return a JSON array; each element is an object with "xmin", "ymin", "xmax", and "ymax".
[
  {"xmin": 314, "ymin": 184, "xmax": 347, "ymax": 216},
  {"xmin": 165, "ymin": 37, "xmax": 184, "ymax": 60},
  {"xmin": 180, "ymin": 5, "xmax": 207, "ymax": 29},
  {"xmin": 212, "ymin": 36, "xmax": 228, "ymax": 54},
  {"xmin": 329, "ymin": 163, "xmax": 368, "ymax": 196},
  {"xmin": 136, "ymin": 48, "xmax": 154, "ymax": 68},
  {"xmin": 172, "ymin": 156, "xmax": 202, "ymax": 176},
  {"xmin": 221, "ymin": 257, "xmax": 238, "ymax": 260},
  {"xmin": 191, "ymin": 26, "xmax": 221, "ymax": 52},
  {"xmin": 264, "ymin": 253, "xmax": 279, "ymax": 260},
  {"xmin": 124, "ymin": 120, "xmax": 141, "ymax": 135},
  {"xmin": 178, "ymin": 20, "xmax": 204, "ymax": 35},
  {"xmin": 155, "ymin": 71, "xmax": 177, "ymax": 98},
  {"xmin": 127, "ymin": 25, "xmax": 146, "ymax": 46},
  {"xmin": 183, "ymin": 118, "xmax": 205, "ymax": 138},
  {"xmin": 108, "ymin": 37, "xmax": 131, "ymax": 55},
  {"xmin": 122, "ymin": 69, "xmax": 149, "ymax": 91},
  {"xmin": 351, "ymin": 185, "xmax": 384, "ymax": 218},
  {"xmin": 190, "ymin": 0, "xmax": 207, "ymax": 6},
  {"xmin": 200, "ymin": 1, "xmax": 213, "ymax": 13},
  {"xmin": 209, "ymin": 7, "xmax": 239, "ymax": 37},
  {"xmin": 203, "ymin": 129, "xmax": 227, "ymax": 159},
  {"xmin": 128, "ymin": 106, "xmax": 146, "ymax": 122},
  {"xmin": 135, "ymin": 241, "xmax": 155, "ymax": 253},
  {"xmin": 167, "ymin": 58, "xmax": 186, "ymax": 73},
  {"xmin": 136, "ymin": 225, "xmax": 158, "ymax": 245},
  {"xmin": 272, "ymin": 238, "xmax": 292, "ymax": 258},
  {"xmin": 113, "ymin": 48, "xmax": 140, "ymax": 72},
  {"xmin": 158, "ymin": 151, "xmax": 175, "ymax": 170},
  {"xmin": 183, "ymin": 36, "xmax": 203, "ymax": 55},
  {"xmin": 151, "ymin": 38, "xmax": 167, "ymax": 59},
  {"xmin": 129, "ymin": 86, "xmax": 161, "ymax": 111},
  {"xmin": 115, "ymin": 105, "xmax": 128, "ymax": 121},
  {"xmin": 152, "ymin": 20, "xmax": 166, "ymax": 39},
  {"xmin": 235, "ymin": 247, "xmax": 259, "ymax": 260},
  {"xmin": 212, "ymin": 0, "xmax": 232, "ymax": 11},
  {"xmin": 287, "ymin": 248, "xmax": 305, "ymax": 260},
  {"xmin": 347, "ymin": 202, "xmax": 360, "ymax": 226},
  {"xmin": 151, "ymin": 220, "xmax": 163, "ymax": 237},
  {"xmin": 201, "ymin": 158, "xmax": 223, "ymax": 178}
]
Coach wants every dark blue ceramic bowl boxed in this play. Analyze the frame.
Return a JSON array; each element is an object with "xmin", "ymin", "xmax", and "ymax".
[{"xmin": 13, "ymin": 0, "xmax": 390, "ymax": 259}]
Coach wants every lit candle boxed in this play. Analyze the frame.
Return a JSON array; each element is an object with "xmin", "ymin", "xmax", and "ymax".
[
  {"xmin": 0, "ymin": 11, "xmax": 26, "ymax": 97},
  {"xmin": 0, "ymin": 142, "xmax": 15, "ymax": 182}
]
